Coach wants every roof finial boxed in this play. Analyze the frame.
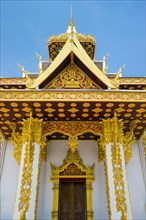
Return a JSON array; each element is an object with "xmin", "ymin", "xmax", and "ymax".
[
  {"xmin": 70, "ymin": 5, "xmax": 74, "ymax": 34},
  {"xmin": 66, "ymin": 6, "xmax": 77, "ymax": 34}
]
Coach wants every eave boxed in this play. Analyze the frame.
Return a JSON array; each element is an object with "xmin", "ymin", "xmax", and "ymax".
[{"xmin": 0, "ymin": 89, "xmax": 145, "ymax": 140}]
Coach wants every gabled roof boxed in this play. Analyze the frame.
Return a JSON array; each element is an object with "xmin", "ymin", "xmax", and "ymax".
[
  {"xmin": 28, "ymin": 28, "xmax": 116, "ymax": 89},
  {"xmin": 48, "ymin": 18, "xmax": 96, "ymax": 61}
]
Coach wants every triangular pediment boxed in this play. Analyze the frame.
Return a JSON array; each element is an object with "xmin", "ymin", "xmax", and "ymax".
[
  {"xmin": 44, "ymin": 63, "xmax": 101, "ymax": 89},
  {"xmin": 28, "ymin": 33, "xmax": 115, "ymax": 89}
]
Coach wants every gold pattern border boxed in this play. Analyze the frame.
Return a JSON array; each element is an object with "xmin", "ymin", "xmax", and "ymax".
[
  {"xmin": 0, "ymin": 78, "xmax": 34, "ymax": 84},
  {"xmin": 0, "ymin": 90, "xmax": 145, "ymax": 101},
  {"xmin": 1, "ymin": 77, "xmax": 145, "ymax": 85},
  {"xmin": 119, "ymin": 77, "xmax": 146, "ymax": 84},
  {"xmin": 43, "ymin": 121, "xmax": 102, "ymax": 137}
]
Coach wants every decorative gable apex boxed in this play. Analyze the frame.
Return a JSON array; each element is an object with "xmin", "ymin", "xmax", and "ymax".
[
  {"xmin": 27, "ymin": 21, "xmax": 116, "ymax": 89},
  {"xmin": 45, "ymin": 63, "xmax": 100, "ymax": 89}
]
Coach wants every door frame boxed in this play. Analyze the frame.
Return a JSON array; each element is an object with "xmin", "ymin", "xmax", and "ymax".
[{"xmin": 50, "ymin": 148, "xmax": 95, "ymax": 220}]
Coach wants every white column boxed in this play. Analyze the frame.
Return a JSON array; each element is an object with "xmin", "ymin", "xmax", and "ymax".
[
  {"xmin": 12, "ymin": 113, "xmax": 47, "ymax": 220},
  {"xmin": 119, "ymin": 144, "xmax": 132, "ymax": 219},
  {"xmin": 27, "ymin": 143, "xmax": 41, "ymax": 220},
  {"xmin": 100, "ymin": 112, "xmax": 134, "ymax": 220},
  {"xmin": 13, "ymin": 143, "xmax": 27, "ymax": 219},
  {"xmin": 105, "ymin": 143, "xmax": 121, "ymax": 220}
]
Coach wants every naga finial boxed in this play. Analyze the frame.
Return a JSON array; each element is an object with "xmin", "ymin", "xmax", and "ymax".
[
  {"xmin": 102, "ymin": 64, "xmax": 108, "ymax": 75},
  {"xmin": 102, "ymin": 53, "xmax": 109, "ymax": 62},
  {"xmin": 36, "ymin": 52, "xmax": 42, "ymax": 62},
  {"xmin": 18, "ymin": 64, "xmax": 25, "ymax": 73},
  {"xmin": 119, "ymin": 64, "xmax": 125, "ymax": 74},
  {"xmin": 36, "ymin": 52, "xmax": 43, "ymax": 74},
  {"xmin": 18, "ymin": 63, "xmax": 29, "ymax": 79}
]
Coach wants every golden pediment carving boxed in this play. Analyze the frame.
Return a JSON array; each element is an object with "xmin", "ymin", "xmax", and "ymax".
[
  {"xmin": 51, "ymin": 148, "xmax": 94, "ymax": 176},
  {"xmin": 45, "ymin": 63, "xmax": 99, "ymax": 89}
]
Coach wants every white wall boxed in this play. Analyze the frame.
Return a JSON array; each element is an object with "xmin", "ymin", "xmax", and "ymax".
[
  {"xmin": 1, "ymin": 139, "xmax": 145, "ymax": 220},
  {"xmin": 127, "ymin": 141, "xmax": 146, "ymax": 220},
  {"xmin": 1, "ymin": 141, "xmax": 19, "ymax": 220}
]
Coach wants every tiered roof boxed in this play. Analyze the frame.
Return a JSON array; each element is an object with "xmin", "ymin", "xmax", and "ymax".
[{"xmin": 0, "ymin": 19, "xmax": 145, "ymax": 140}]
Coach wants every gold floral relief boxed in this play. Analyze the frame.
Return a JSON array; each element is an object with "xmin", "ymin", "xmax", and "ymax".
[
  {"xmin": 98, "ymin": 113, "xmax": 136, "ymax": 164},
  {"xmin": 51, "ymin": 148, "xmax": 94, "ymax": 177},
  {"xmin": 111, "ymin": 145, "xmax": 127, "ymax": 219},
  {"xmin": 45, "ymin": 63, "xmax": 99, "ymax": 89},
  {"xmin": 43, "ymin": 121, "xmax": 102, "ymax": 138}
]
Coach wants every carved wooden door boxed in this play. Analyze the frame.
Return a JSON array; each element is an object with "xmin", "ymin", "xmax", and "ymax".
[{"xmin": 59, "ymin": 179, "xmax": 86, "ymax": 220}]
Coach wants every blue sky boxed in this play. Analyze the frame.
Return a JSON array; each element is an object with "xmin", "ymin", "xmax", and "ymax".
[{"xmin": 0, "ymin": 0, "xmax": 145, "ymax": 78}]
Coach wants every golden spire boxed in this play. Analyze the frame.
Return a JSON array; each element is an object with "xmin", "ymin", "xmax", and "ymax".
[
  {"xmin": 70, "ymin": 4, "xmax": 73, "ymax": 33},
  {"xmin": 70, "ymin": 17, "xmax": 74, "ymax": 34},
  {"xmin": 66, "ymin": 14, "xmax": 77, "ymax": 34}
]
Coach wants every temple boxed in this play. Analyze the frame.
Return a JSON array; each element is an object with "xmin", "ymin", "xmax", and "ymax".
[{"xmin": 0, "ymin": 19, "xmax": 146, "ymax": 220}]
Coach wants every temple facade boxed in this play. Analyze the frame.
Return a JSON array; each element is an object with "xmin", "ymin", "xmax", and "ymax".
[{"xmin": 0, "ymin": 19, "xmax": 146, "ymax": 220}]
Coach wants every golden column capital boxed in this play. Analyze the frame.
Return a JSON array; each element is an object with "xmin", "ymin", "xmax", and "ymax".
[
  {"xmin": 98, "ymin": 111, "xmax": 136, "ymax": 164},
  {"xmin": 101, "ymin": 111, "xmax": 124, "ymax": 144},
  {"xmin": 10, "ymin": 112, "xmax": 47, "ymax": 165},
  {"xmin": 123, "ymin": 121, "xmax": 136, "ymax": 164},
  {"xmin": 98, "ymin": 111, "xmax": 124, "ymax": 164}
]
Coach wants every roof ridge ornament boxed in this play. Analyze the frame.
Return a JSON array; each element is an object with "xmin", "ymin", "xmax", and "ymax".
[
  {"xmin": 18, "ymin": 64, "xmax": 29, "ymax": 79},
  {"xmin": 36, "ymin": 52, "xmax": 42, "ymax": 62},
  {"xmin": 111, "ymin": 65, "xmax": 126, "ymax": 89},
  {"xmin": 18, "ymin": 64, "xmax": 34, "ymax": 88},
  {"xmin": 102, "ymin": 53, "xmax": 109, "ymax": 75},
  {"xmin": 36, "ymin": 52, "xmax": 43, "ymax": 74},
  {"xmin": 66, "ymin": 16, "xmax": 77, "ymax": 34},
  {"xmin": 70, "ymin": 4, "xmax": 74, "ymax": 34},
  {"xmin": 70, "ymin": 17, "xmax": 74, "ymax": 34}
]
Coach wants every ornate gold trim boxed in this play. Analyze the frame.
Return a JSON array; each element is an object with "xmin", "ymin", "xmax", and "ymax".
[
  {"xmin": 10, "ymin": 123, "xmax": 22, "ymax": 165},
  {"xmin": 123, "ymin": 121, "xmax": 136, "ymax": 164},
  {"xmin": 1, "ymin": 90, "xmax": 145, "ymax": 102},
  {"xmin": 51, "ymin": 148, "xmax": 95, "ymax": 220},
  {"xmin": 43, "ymin": 121, "xmax": 102, "ymax": 138},
  {"xmin": 98, "ymin": 112, "xmax": 124, "ymax": 163},
  {"xmin": 0, "ymin": 78, "xmax": 33, "ymax": 85},
  {"xmin": 48, "ymin": 33, "xmax": 96, "ymax": 45},
  {"xmin": 111, "ymin": 145, "xmax": 127, "ymax": 219},
  {"xmin": 0, "ymin": 76, "xmax": 145, "ymax": 86},
  {"xmin": 98, "ymin": 113, "xmax": 136, "ymax": 164},
  {"xmin": 119, "ymin": 77, "xmax": 146, "ymax": 84},
  {"xmin": 10, "ymin": 115, "xmax": 47, "ymax": 165},
  {"xmin": 45, "ymin": 63, "xmax": 100, "ymax": 89}
]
